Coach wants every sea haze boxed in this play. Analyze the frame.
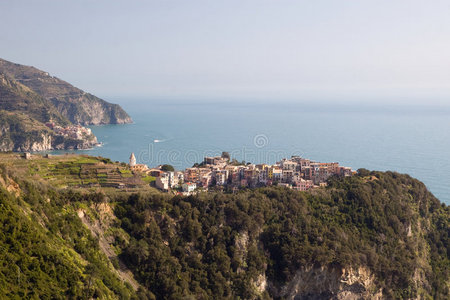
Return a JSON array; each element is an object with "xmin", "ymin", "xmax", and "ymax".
[{"xmin": 50, "ymin": 100, "xmax": 450, "ymax": 204}]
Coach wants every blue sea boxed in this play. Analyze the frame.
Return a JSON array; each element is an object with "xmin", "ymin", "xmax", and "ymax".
[{"xmin": 49, "ymin": 100, "xmax": 450, "ymax": 204}]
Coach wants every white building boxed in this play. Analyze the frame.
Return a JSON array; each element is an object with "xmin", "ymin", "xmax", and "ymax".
[
  {"xmin": 182, "ymin": 182, "xmax": 197, "ymax": 193},
  {"xmin": 281, "ymin": 159, "xmax": 297, "ymax": 171},
  {"xmin": 214, "ymin": 170, "xmax": 228, "ymax": 186},
  {"xmin": 174, "ymin": 171, "xmax": 184, "ymax": 186},
  {"xmin": 129, "ymin": 152, "xmax": 136, "ymax": 167},
  {"xmin": 156, "ymin": 173, "xmax": 170, "ymax": 191},
  {"xmin": 165, "ymin": 171, "xmax": 175, "ymax": 187}
]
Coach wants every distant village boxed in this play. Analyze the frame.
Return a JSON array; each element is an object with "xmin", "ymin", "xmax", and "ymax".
[
  {"xmin": 45, "ymin": 121, "xmax": 94, "ymax": 140},
  {"xmin": 128, "ymin": 152, "xmax": 355, "ymax": 195}
]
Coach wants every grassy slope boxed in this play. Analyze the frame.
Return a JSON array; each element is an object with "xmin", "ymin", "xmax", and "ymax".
[
  {"xmin": 0, "ymin": 74, "xmax": 70, "ymax": 126},
  {"xmin": 0, "ymin": 153, "xmax": 156, "ymax": 193}
]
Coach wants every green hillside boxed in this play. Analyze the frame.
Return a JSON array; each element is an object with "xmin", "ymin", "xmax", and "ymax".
[
  {"xmin": 0, "ymin": 170, "xmax": 137, "ymax": 298},
  {"xmin": 0, "ymin": 58, "xmax": 132, "ymax": 125},
  {"xmin": 115, "ymin": 170, "xmax": 449, "ymax": 299},
  {"xmin": 0, "ymin": 155, "xmax": 448, "ymax": 299},
  {"xmin": 0, "ymin": 74, "xmax": 69, "ymax": 126}
]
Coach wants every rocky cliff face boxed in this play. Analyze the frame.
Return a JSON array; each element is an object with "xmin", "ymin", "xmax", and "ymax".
[
  {"xmin": 0, "ymin": 58, "xmax": 132, "ymax": 125},
  {"xmin": 271, "ymin": 266, "xmax": 383, "ymax": 300},
  {"xmin": 17, "ymin": 133, "xmax": 52, "ymax": 152},
  {"xmin": 49, "ymin": 93, "xmax": 132, "ymax": 125},
  {"xmin": 0, "ymin": 123, "xmax": 13, "ymax": 151},
  {"xmin": 0, "ymin": 113, "xmax": 98, "ymax": 152},
  {"xmin": 53, "ymin": 134, "xmax": 98, "ymax": 151},
  {"xmin": 0, "ymin": 126, "xmax": 98, "ymax": 152}
]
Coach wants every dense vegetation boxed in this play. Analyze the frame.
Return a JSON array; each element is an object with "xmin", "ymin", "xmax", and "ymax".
[
  {"xmin": 0, "ymin": 158, "xmax": 448, "ymax": 299},
  {"xmin": 114, "ymin": 170, "xmax": 449, "ymax": 299},
  {"xmin": 0, "ymin": 167, "xmax": 136, "ymax": 299}
]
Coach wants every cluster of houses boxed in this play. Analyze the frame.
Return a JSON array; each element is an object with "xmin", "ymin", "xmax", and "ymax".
[
  {"xmin": 129, "ymin": 152, "xmax": 354, "ymax": 195},
  {"xmin": 45, "ymin": 121, "xmax": 93, "ymax": 140}
]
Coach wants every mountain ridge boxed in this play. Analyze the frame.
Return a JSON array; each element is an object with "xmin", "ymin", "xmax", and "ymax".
[
  {"xmin": 0, "ymin": 58, "xmax": 132, "ymax": 152},
  {"xmin": 0, "ymin": 73, "xmax": 70, "ymax": 126},
  {"xmin": 0, "ymin": 74, "xmax": 99, "ymax": 151},
  {"xmin": 0, "ymin": 57, "xmax": 132, "ymax": 125}
]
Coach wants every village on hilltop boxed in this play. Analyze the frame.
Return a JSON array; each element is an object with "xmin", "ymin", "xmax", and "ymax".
[{"xmin": 128, "ymin": 152, "xmax": 355, "ymax": 195}]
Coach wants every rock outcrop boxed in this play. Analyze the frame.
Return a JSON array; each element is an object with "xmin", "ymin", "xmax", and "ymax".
[
  {"xmin": 272, "ymin": 265, "xmax": 383, "ymax": 300},
  {"xmin": 0, "ymin": 122, "xmax": 98, "ymax": 152},
  {"xmin": 17, "ymin": 133, "xmax": 52, "ymax": 152}
]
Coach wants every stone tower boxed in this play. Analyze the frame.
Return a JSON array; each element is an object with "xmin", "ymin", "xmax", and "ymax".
[{"xmin": 129, "ymin": 152, "xmax": 136, "ymax": 167}]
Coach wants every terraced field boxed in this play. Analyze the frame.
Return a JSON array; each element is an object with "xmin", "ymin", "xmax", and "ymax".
[{"xmin": 0, "ymin": 153, "xmax": 156, "ymax": 194}]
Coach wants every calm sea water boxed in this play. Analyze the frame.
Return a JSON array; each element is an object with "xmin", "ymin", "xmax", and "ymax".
[{"xmin": 48, "ymin": 100, "xmax": 450, "ymax": 204}]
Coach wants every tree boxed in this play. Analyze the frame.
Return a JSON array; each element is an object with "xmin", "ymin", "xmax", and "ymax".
[{"xmin": 161, "ymin": 164, "xmax": 174, "ymax": 172}]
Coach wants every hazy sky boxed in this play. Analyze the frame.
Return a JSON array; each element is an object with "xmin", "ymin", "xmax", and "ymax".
[{"xmin": 1, "ymin": 0, "xmax": 450, "ymax": 103}]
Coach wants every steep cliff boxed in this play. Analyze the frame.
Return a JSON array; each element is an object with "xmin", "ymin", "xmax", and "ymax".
[
  {"xmin": 273, "ymin": 266, "xmax": 383, "ymax": 299},
  {"xmin": 49, "ymin": 94, "xmax": 132, "ymax": 125},
  {"xmin": 0, "ymin": 58, "xmax": 132, "ymax": 125},
  {"xmin": 0, "ymin": 111, "xmax": 98, "ymax": 152}
]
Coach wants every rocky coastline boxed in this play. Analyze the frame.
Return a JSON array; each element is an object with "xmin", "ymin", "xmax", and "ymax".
[{"xmin": 0, "ymin": 129, "xmax": 100, "ymax": 152}]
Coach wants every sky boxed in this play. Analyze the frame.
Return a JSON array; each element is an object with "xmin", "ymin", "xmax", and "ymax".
[{"xmin": 1, "ymin": 0, "xmax": 450, "ymax": 104}]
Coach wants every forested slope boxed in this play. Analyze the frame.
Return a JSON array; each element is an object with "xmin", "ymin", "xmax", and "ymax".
[
  {"xmin": 0, "ymin": 166, "xmax": 138, "ymax": 299},
  {"xmin": 115, "ymin": 170, "xmax": 449, "ymax": 299},
  {"xmin": 0, "ymin": 160, "xmax": 448, "ymax": 299}
]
